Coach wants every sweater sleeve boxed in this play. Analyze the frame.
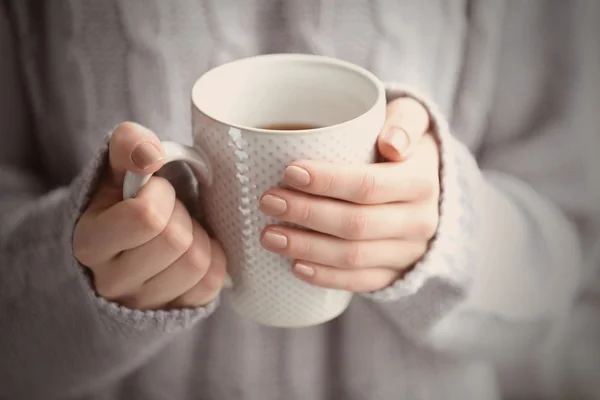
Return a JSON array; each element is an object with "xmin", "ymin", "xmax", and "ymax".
[
  {"xmin": 361, "ymin": 0, "xmax": 599, "ymax": 372},
  {"xmin": 0, "ymin": 6, "xmax": 218, "ymax": 400}
]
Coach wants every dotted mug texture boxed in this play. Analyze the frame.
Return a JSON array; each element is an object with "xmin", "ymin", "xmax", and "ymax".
[{"xmin": 193, "ymin": 109, "xmax": 385, "ymax": 328}]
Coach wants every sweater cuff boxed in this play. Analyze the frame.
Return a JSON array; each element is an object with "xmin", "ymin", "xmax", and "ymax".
[
  {"xmin": 69, "ymin": 134, "xmax": 219, "ymax": 332},
  {"xmin": 360, "ymin": 83, "xmax": 481, "ymax": 335}
]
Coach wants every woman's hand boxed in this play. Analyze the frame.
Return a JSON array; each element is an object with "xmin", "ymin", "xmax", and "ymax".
[
  {"xmin": 259, "ymin": 98, "xmax": 440, "ymax": 292},
  {"xmin": 74, "ymin": 122, "xmax": 227, "ymax": 310}
]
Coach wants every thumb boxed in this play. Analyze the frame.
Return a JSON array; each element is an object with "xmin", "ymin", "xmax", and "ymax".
[
  {"xmin": 377, "ymin": 97, "xmax": 430, "ymax": 162},
  {"xmin": 107, "ymin": 122, "xmax": 166, "ymax": 188}
]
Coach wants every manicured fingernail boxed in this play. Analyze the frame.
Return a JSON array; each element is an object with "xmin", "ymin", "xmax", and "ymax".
[
  {"xmin": 131, "ymin": 141, "xmax": 164, "ymax": 169},
  {"xmin": 261, "ymin": 230, "xmax": 288, "ymax": 250},
  {"xmin": 294, "ymin": 263, "xmax": 315, "ymax": 277},
  {"xmin": 259, "ymin": 194, "xmax": 287, "ymax": 216},
  {"xmin": 384, "ymin": 127, "xmax": 410, "ymax": 155},
  {"xmin": 283, "ymin": 165, "xmax": 311, "ymax": 186}
]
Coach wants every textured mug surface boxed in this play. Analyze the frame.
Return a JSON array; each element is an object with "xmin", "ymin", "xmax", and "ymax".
[
  {"xmin": 190, "ymin": 54, "xmax": 386, "ymax": 327},
  {"xmin": 124, "ymin": 54, "xmax": 387, "ymax": 327}
]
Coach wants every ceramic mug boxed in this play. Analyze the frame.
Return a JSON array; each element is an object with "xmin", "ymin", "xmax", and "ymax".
[{"xmin": 123, "ymin": 54, "xmax": 386, "ymax": 328}]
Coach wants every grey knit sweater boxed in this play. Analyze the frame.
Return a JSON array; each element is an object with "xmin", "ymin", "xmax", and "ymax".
[{"xmin": 1, "ymin": 1, "xmax": 600, "ymax": 399}]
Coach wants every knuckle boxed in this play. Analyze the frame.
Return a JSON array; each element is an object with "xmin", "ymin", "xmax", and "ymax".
[
  {"xmin": 319, "ymin": 170, "xmax": 336, "ymax": 195},
  {"xmin": 162, "ymin": 220, "xmax": 194, "ymax": 254},
  {"xmin": 73, "ymin": 237, "xmax": 92, "ymax": 267},
  {"xmin": 73, "ymin": 245, "xmax": 88, "ymax": 265},
  {"xmin": 345, "ymin": 242, "xmax": 366, "ymax": 268},
  {"xmin": 297, "ymin": 200, "xmax": 312, "ymax": 223},
  {"xmin": 356, "ymin": 172, "xmax": 381, "ymax": 203},
  {"xmin": 94, "ymin": 275, "xmax": 127, "ymax": 300},
  {"xmin": 343, "ymin": 210, "xmax": 368, "ymax": 239},
  {"xmin": 74, "ymin": 247, "xmax": 94, "ymax": 268},
  {"xmin": 201, "ymin": 266, "xmax": 226, "ymax": 293},
  {"xmin": 414, "ymin": 179, "xmax": 435, "ymax": 199},
  {"xmin": 412, "ymin": 242, "xmax": 430, "ymax": 262},
  {"xmin": 429, "ymin": 176, "xmax": 441, "ymax": 199},
  {"xmin": 182, "ymin": 244, "xmax": 211, "ymax": 276},
  {"xmin": 129, "ymin": 198, "xmax": 169, "ymax": 235},
  {"xmin": 414, "ymin": 212, "xmax": 439, "ymax": 239},
  {"xmin": 411, "ymin": 175, "xmax": 438, "ymax": 200},
  {"xmin": 179, "ymin": 263, "xmax": 207, "ymax": 284}
]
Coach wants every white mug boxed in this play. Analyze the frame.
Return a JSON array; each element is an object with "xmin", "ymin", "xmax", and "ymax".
[{"xmin": 123, "ymin": 54, "xmax": 386, "ymax": 328}]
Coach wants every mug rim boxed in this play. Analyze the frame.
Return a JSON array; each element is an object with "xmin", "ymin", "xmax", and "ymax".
[{"xmin": 190, "ymin": 53, "xmax": 386, "ymax": 135}]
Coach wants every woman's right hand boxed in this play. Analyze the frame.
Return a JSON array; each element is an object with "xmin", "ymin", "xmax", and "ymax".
[{"xmin": 73, "ymin": 122, "xmax": 227, "ymax": 310}]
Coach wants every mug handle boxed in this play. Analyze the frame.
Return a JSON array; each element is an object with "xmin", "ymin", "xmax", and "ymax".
[
  {"xmin": 123, "ymin": 141, "xmax": 212, "ymax": 199},
  {"xmin": 122, "ymin": 141, "xmax": 233, "ymax": 289}
]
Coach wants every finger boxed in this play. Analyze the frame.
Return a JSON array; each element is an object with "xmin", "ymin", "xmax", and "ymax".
[
  {"xmin": 292, "ymin": 261, "xmax": 400, "ymax": 293},
  {"xmin": 260, "ymin": 225, "xmax": 427, "ymax": 269},
  {"xmin": 119, "ymin": 221, "xmax": 212, "ymax": 310},
  {"xmin": 281, "ymin": 159, "xmax": 436, "ymax": 204},
  {"xmin": 169, "ymin": 238, "xmax": 227, "ymax": 308},
  {"xmin": 74, "ymin": 176, "xmax": 177, "ymax": 266},
  {"xmin": 93, "ymin": 200, "xmax": 193, "ymax": 300},
  {"xmin": 377, "ymin": 97, "xmax": 430, "ymax": 161},
  {"xmin": 259, "ymin": 188, "xmax": 439, "ymax": 240},
  {"xmin": 108, "ymin": 122, "xmax": 166, "ymax": 187}
]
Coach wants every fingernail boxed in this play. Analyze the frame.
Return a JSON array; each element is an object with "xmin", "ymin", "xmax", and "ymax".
[
  {"xmin": 131, "ymin": 141, "xmax": 164, "ymax": 169},
  {"xmin": 259, "ymin": 194, "xmax": 287, "ymax": 216},
  {"xmin": 384, "ymin": 127, "xmax": 410, "ymax": 155},
  {"xmin": 294, "ymin": 263, "xmax": 315, "ymax": 277},
  {"xmin": 283, "ymin": 165, "xmax": 311, "ymax": 186},
  {"xmin": 261, "ymin": 230, "xmax": 288, "ymax": 250}
]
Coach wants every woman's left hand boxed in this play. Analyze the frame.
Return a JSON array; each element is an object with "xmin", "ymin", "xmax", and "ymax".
[{"xmin": 259, "ymin": 97, "xmax": 440, "ymax": 292}]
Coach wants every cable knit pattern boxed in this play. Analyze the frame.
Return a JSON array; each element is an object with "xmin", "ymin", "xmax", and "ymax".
[{"xmin": 1, "ymin": 1, "xmax": 598, "ymax": 399}]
